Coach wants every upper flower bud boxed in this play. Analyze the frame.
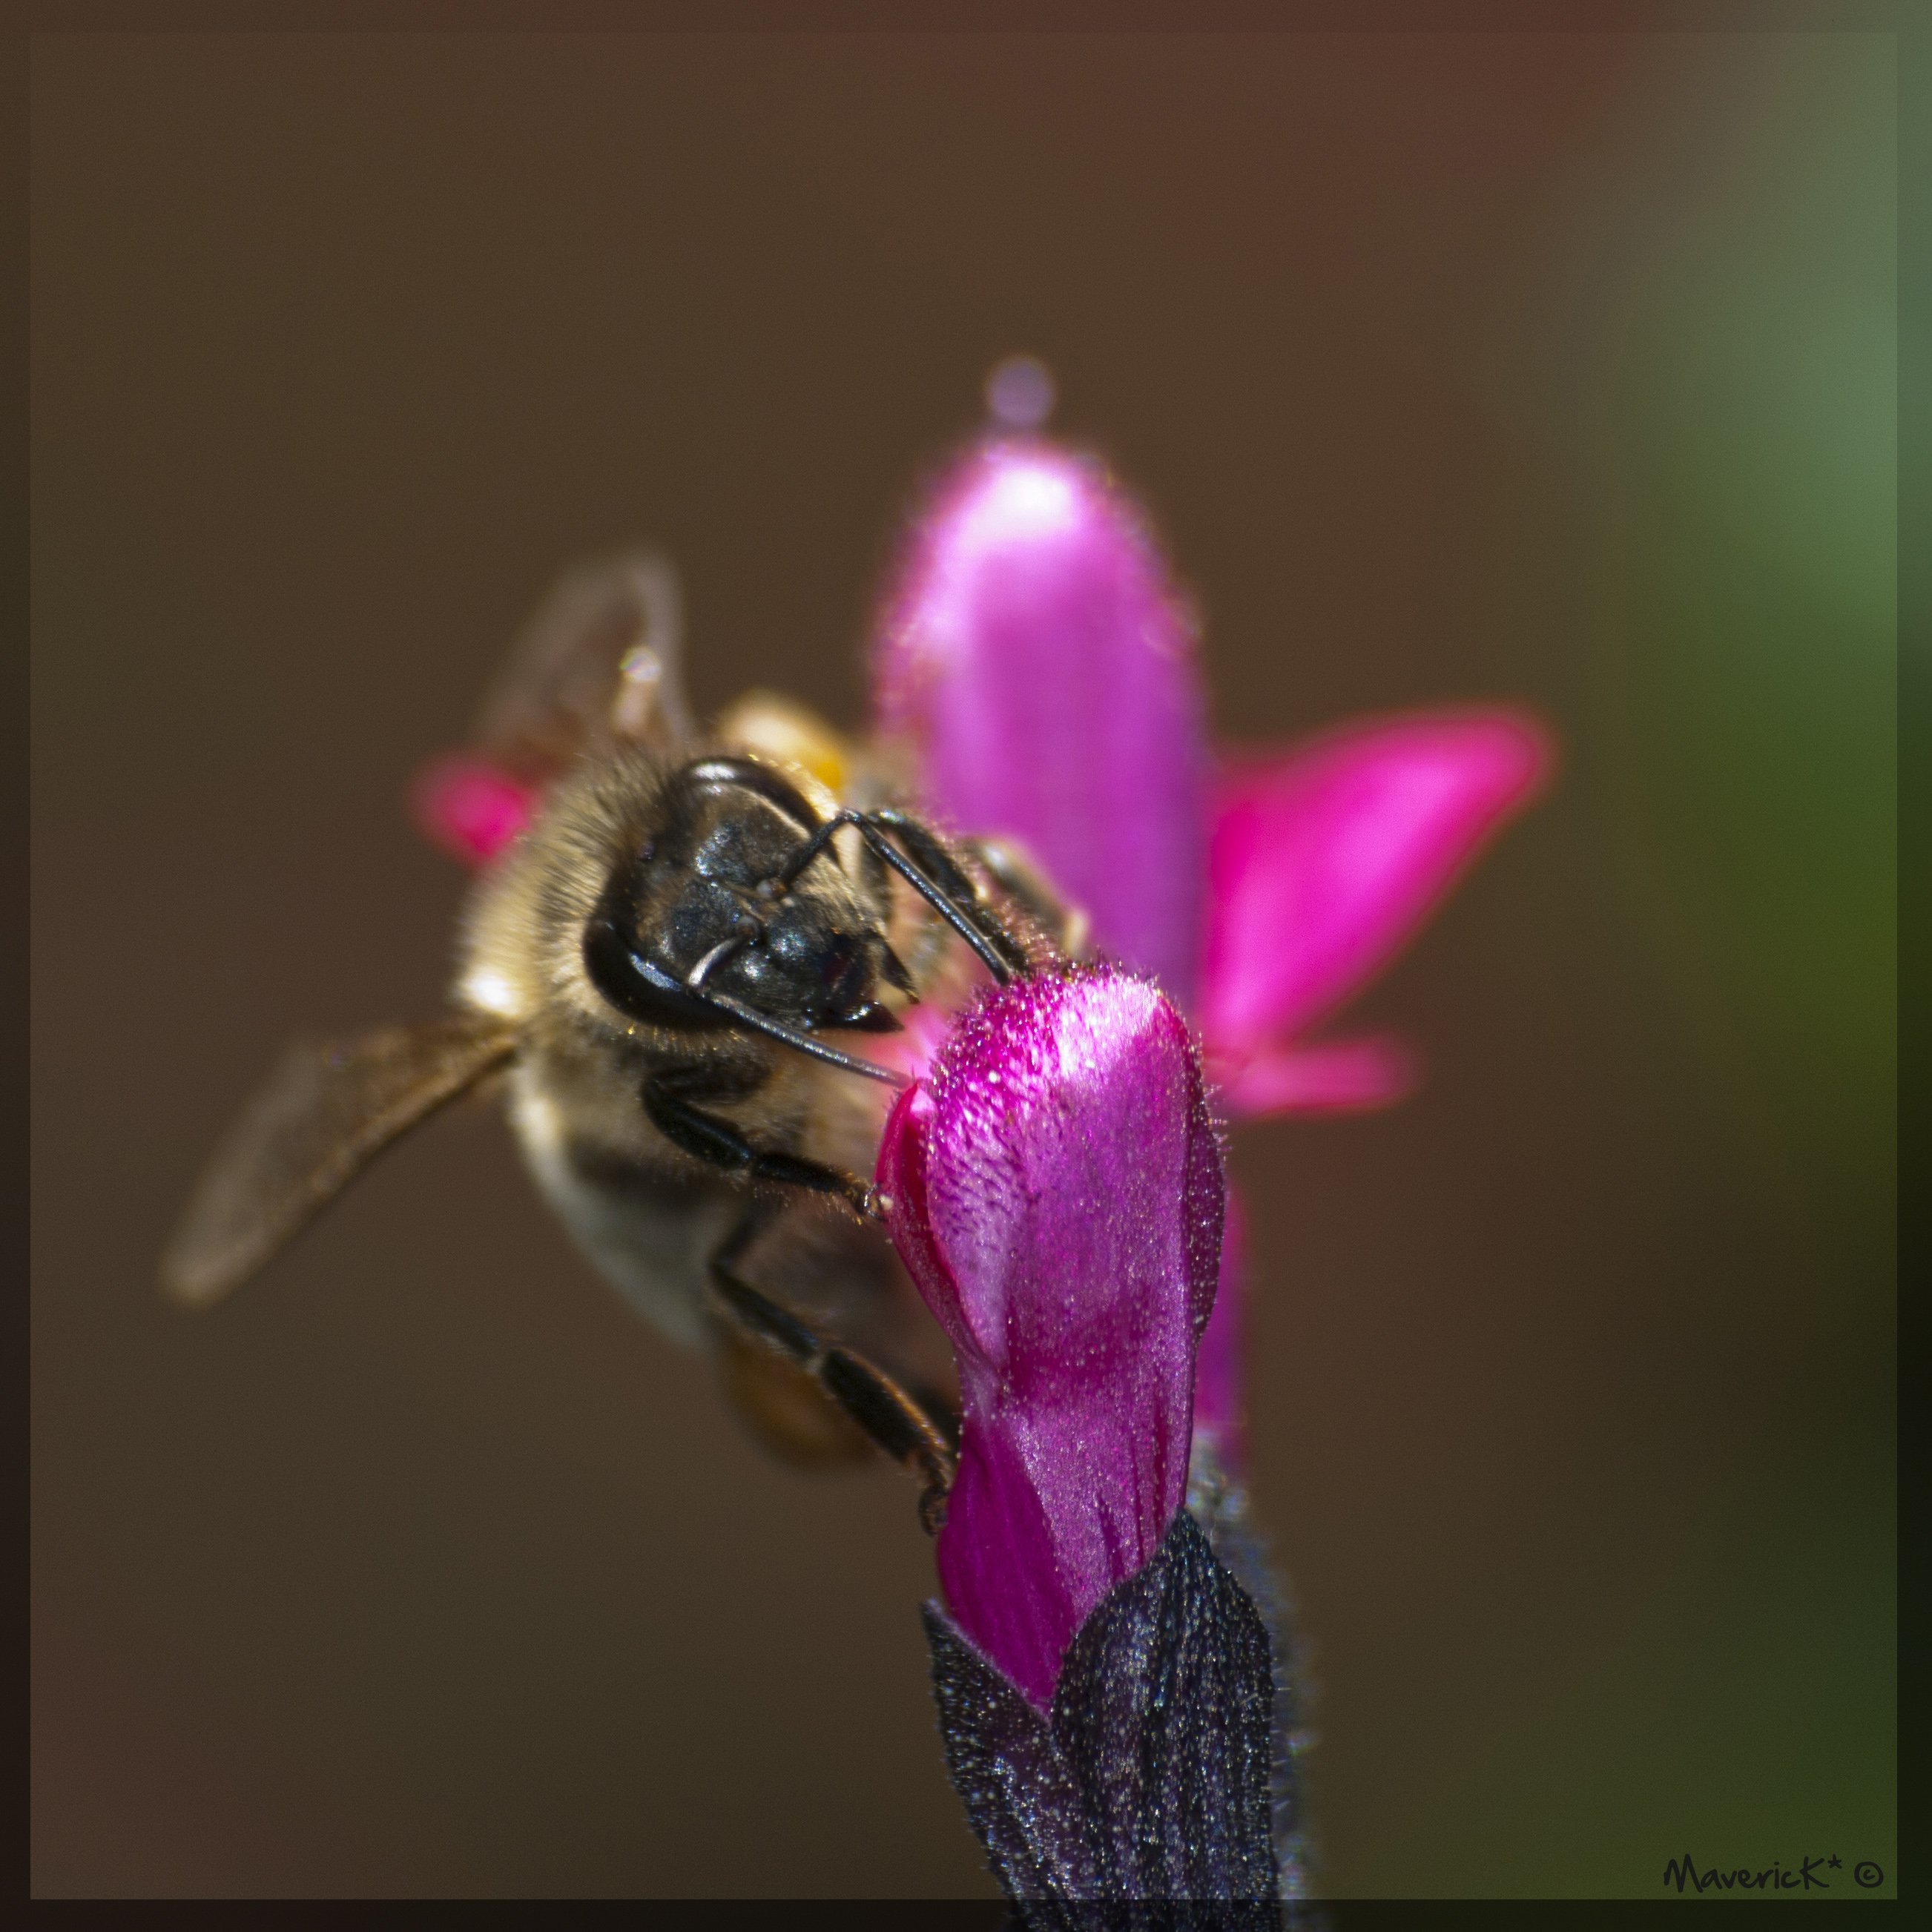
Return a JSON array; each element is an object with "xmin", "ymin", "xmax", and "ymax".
[
  {"xmin": 874, "ymin": 442, "xmax": 1211, "ymax": 1008},
  {"xmin": 877, "ymin": 966, "xmax": 1224, "ymax": 1709}
]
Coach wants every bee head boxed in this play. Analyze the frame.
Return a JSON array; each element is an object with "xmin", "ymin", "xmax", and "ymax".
[{"xmin": 583, "ymin": 756, "xmax": 911, "ymax": 1038}]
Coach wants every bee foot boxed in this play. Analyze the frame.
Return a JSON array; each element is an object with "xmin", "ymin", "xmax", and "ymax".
[{"xmin": 918, "ymin": 1481, "xmax": 951, "ymax": 1537}]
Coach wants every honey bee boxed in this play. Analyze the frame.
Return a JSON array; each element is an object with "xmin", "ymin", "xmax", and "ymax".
[{"xmin": 160, "ymin": 553, "xmax": 1073, "ymax": 1525}]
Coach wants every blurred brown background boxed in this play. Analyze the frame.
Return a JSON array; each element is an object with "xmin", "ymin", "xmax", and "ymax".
[{"xmin": 32, "ymin": 33, "xmax": 1894, "ymax": 1899}]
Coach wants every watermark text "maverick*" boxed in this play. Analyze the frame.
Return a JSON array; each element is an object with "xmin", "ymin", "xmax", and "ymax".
[{"xmin": 1664, "ymin": 1852, "xmax": 1885, "ymax": 1893}]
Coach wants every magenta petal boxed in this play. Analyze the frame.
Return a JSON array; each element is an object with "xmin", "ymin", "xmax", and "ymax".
[
  {"xmin": 877, "ymin": 968, "xmax": 1224, "ymax": 1709},
  {"xmin": 411, "ymin": 755, "xmax": 537, "ymax": 866},
  {"xmin": 1201, "ymin": 711, "xmax": 1551, "ymax": 1054},
  {"xmin": 1212, "ymin": 1033, "xmax": 1417, "ymax": 1120},
  {"xmin": 874, "ymin": 440, "xmax": 1210, "ymax": 1006}
]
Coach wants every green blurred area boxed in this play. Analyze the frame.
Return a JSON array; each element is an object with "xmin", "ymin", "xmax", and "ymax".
[
  {"xmin": 1598, "ymin": 41, "xmax": 1896, "ymax": 1210},
  {"xmin": 1466, "ymin": 35, "xmax": 1896, "ymax": 1896}
]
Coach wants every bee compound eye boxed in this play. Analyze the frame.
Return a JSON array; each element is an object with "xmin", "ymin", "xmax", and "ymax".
[
  {"xmin": 679, "ymin": 756, "xmax": 820, "ymax": 835},
  {"xmin": 583, "ymin": 898, "xmax": 734, "ymax": 1032}
]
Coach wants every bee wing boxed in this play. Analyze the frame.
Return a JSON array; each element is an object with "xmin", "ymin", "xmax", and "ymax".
[
  {"xmin": 471, "ymin": 550, "xmax": 698, "ymax": 773},
  {"xmin": 160, "ymin": 1013, "xmax": 519, "ymax": 1309}
]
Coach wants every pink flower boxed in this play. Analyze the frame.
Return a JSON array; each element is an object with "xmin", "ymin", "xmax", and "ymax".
[
  {"xmin": 874, "ymin": 435, "xmax": 1550, "ymax": 1463},
  {"xmin": 877, "ymin": 963, "xmax": 1285, "ymax": 1899},
  {"xmin": 877, "ymin": 966, "xmax": 1224, "ymax": 1711},
  {"xmin": 400, "ymin": 417, "xmax": 1535, "ymax": 1893},
  {"xmin": 876, "ymin": 438, "xmax": 1210, "ymax": 1006},
  {"xmin": 406, "ymin": 428, "xmax": 1546, "ymax": 1712}
]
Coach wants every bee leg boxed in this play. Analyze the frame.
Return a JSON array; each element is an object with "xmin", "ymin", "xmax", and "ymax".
[
  {"xmin": 774, "ymin": 808, "xmax": 1032, "ymax": 981},
  {"xmin": 862, "ymin": 808, "xmax": 1035, "ymax": 977},
  {"xmin": 708, "ymin": 1210, "xmax": 958, "ymax": 1532},
  {"xmin": 959, "ymin": 836, "xmax": 1089, "ymax": 959},
  {"xmin": 644, "ymin": 1068, "xmax": 883, "ymax": 1221}
]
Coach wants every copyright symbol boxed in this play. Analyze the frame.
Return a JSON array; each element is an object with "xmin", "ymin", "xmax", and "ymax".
[{"xmin": 1853, "ymin": 1860, "xmax": 1883, "ymax": 1888}]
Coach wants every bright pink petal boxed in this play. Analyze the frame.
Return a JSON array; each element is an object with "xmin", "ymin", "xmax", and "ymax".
[
  {"xmin": 411, "ymin": 755, "xmax": 537, "ymax": 867},
  {"xmin": 874, "ymin": 439, "xmax": 1210, "ymax": 1006},
  {"xmin": 877, "ymin": 968, "xmax": 1224, "ymax": 1709},
  {"xmin": 1210, "ymin": 1033, "xmax": 1417, "ymax": 1121},
  {"xmin": 1201, "ymin": 711, "xmax": 1551, "ymax": 1055}
]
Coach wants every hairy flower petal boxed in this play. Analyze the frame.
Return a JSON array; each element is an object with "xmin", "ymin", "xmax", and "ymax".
[
  {"xmin": 878, "ymin": 968, "xmax": 1224, "ymax": 1708},
  {"xmin": 875, "ymin": 441, "xmax": 1211, "ymax": 1006},
  {"xmin": 1201, "ymin": 712, "xmax": 1551, "ymax": 1055}
]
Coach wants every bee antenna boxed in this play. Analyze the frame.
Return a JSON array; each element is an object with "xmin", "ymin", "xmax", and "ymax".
[{"xmin": 694, "ymin": 986, "xmax": 909, "ymax": 1087}]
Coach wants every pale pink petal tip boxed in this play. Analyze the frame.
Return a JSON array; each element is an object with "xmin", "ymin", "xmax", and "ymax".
[
  {"xmin": 1201, "ymin": 710, "xmax": 1552, "ymax": 1058},
  {"xmin": 410, "ymin": 755, "xmax": 537, "ymax": 866},
  {"xmin": 878, "ymin": 966, "xmax": 1225, "ymax": 1709},
  {"xmin": 874, "ymin": 441, "xmax": 1211, "ymax": 1006},
  {"xmin": 1212, "ymin": 1032, "xmax": 1417, "ymax": 1121}
]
